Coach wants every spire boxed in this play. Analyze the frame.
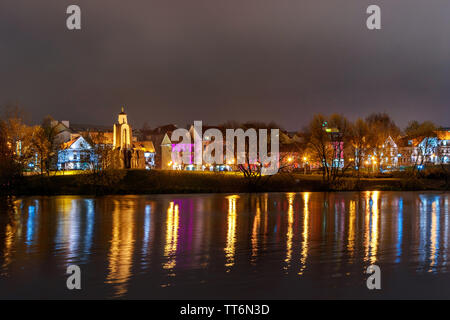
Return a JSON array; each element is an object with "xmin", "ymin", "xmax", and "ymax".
[{"xmin": 118, "ymin": 106, "xmax": 128, "ymax": 124}]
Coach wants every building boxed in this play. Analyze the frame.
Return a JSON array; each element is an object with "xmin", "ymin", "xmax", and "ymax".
[
  {"xmin": 141, "ymin": 124, "xmax": 178, "ymax": 169},
  {"xmin": 112, "ymin": 107, "xmax": 156, "ymax": 169},
  {"xmin": 379, "ymin": 136, "xmax": 399, "ymax": 170},
  {"xmin": 379, "ymin": 128, "xmax": 450, "ymax": 170},
  {"xmin": 55, "ymin": 108, "xmax": 156, "ymax": 171},
  {"xmin": 57, "ymin": 136, "xmax": 95, "ymax": 170}
]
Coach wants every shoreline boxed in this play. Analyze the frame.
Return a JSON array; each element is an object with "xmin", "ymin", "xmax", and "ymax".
[{"xmin": 8, "ymin": 170, "xmax": 449, "ymax": 196}]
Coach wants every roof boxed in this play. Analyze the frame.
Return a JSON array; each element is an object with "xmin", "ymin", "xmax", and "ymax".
[
  {"xmin": 436, "ymin": 128, "xmax": 450, "ymax": 140},
  {"xmin": 70, "ymin": 123, "xmax": 112, "ymax": 132},
  {"xmin": 144, "ymin": 124, "xmax": 178, "ymax": 135},
  {"xmin": 60, "ymin": 136, "xmax": 92, "ymax": 150},
  {"xmin": 60, "ymin": 138, "xmax": 78, "ymax": 150},
  {"xmin": 51, "ymin": 121, "xmax": 73, "ymax": 135},
  {"xmin": 132, "ymin": 140, "xmax": 155, "ymax": 152}
]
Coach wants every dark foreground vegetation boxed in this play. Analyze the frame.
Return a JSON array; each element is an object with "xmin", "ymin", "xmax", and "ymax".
[{"xmin": 9, "ymin": 169, "xmax": 449, "ymax": 196}]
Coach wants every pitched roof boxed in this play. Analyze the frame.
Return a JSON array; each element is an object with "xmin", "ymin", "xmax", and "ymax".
[
  {"xmin": 60, "ymin": 136, "xmax": 92, "ymax": 150},
  {"xmin": 132, "ymin": 141, "xmax": 155, "ymax": 152}
]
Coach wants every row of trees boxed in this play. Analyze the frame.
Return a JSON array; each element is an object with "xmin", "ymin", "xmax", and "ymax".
[
  {"xmin": 219, "ymin": 113, "xmax": 444, "ymax": 186},
  {"xmin": 0, "ymin": 107, "xmax": 59, "ymax": 193}
]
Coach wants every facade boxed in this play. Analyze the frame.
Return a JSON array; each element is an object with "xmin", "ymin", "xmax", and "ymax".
[
  {"xmin": 57, "ymin": 136, "xmax": 95, "ymax": 170},
  {"xmin": 379, "ymin": 136, "xmax": 399, "ymax": 169},
  {"xmin": 378, "ymin": 130, "xmax": 450, "ymax": 171},
  {"xmin": 113, "ymin": 107, "xmax": 132, "ymax": 150},
  {"xmin": 112, "ymin": 108, "xmax": 155, "ymax": 169}
]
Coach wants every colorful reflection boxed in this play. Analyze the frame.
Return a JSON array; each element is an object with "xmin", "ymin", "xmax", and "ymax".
[
  {"xmin": 396, "ymin": 198, "xmax": 403, "ymax": 263},
  {"xmin": 142, "ymin": 204, "xmax": 152, "ymax": 261},
  {"xmin": 251, "ymin": 197, "xmax": 261, "ymax": 263},
  {"xmin": 163, "ymin": 202, "xmax": 179, "ymax": 271},
  {"xmin": 0, "ymin": 192, "xmax": 449, "ymax": 298},
  {"xmin": 364, "ymin": 191, "xmax": 380, "ymax": 265},
  {"xmin": 106, "ymin": 199, "xmax": 136, "ymax": 297},
  {"xmin": 284, "ymin": 193, "xmax": 295, "ymax": 270},
  {"xmin": 298, "ymin": 192, "xmax": 310, "ymax": 275},
  {"xmin": 347, "ymin": 200, "xmax": 356, "ymax": 259},
  {"xmin": 225, "ymin": 195, "xmax": 239, "ymax": 268}
]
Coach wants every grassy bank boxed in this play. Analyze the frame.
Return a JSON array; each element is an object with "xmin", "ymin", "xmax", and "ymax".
[{"xmin": 13, "ymin": 169, "xmax": 449, "ymax": 196}]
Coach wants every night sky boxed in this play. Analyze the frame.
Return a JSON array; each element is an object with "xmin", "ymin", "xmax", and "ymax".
[{"xmin": 1, "ymin": 0, "xmax": 450, "ymax": 131}]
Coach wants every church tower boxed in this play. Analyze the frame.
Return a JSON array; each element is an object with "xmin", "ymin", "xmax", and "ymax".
[{"xmin": 113, "ymin": 106, "xmax": 132, "ymax": 150}]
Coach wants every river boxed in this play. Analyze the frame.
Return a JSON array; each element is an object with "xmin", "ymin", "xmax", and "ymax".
[{"xmin": 0, "ymin": 191, "xmax": 449, "ymax": 299}]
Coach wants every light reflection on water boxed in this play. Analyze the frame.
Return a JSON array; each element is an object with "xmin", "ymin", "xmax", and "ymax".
[{"xmin": 0, "ymin": 191, "xmax": 449, "ymax": 299}]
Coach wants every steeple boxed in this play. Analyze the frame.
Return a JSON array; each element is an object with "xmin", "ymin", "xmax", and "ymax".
[
  {"xmin": 118, "ymin": 106, "xmax": 128, "ymax": 124},
  {"xmin": 114, "ymin": 106, "xmax": 132, "ymax": 149}
]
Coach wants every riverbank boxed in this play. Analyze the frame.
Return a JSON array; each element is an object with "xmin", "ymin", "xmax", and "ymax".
[{"xmin": 12, "ymin": 169, "xmax": 449, "ymax": 196}]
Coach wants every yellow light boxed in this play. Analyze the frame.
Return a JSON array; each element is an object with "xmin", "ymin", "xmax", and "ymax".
[
  {"xmin": 227, "ymin": 159, "xmax": 234, "ymax": 165},
  {"xmin": 168, "ymin": 161, "xmax": 172, "ymax": 166},
  {"xmin": 303, "ymin": 157, "xmax": 307, "ymax": 161},
  {"xmin": 365, "ymin": 160, "xmax": 369, "ymax": 165},
  {"xmin": 287, "ymin": 157, "xmax": 293, "ymax": 163},
  {"xmin": 371, "ymin": 156, "xmax": 375, "ymax": 160}
]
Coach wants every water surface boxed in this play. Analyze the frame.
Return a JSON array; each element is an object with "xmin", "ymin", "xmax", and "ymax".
[{"xmin": 0, "ymin": 191, "xmax": 449, "ymax": 299}]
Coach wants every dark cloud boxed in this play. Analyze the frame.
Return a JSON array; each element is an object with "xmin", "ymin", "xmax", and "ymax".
[{"xmin": 1, "ymin": 0, "xmax": 449, "ymax": 130}]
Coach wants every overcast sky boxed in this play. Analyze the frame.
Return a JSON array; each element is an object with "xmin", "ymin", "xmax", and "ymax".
[{"xmin": 1, "ymin": 0, "xmax": 450, "ymax": 130}]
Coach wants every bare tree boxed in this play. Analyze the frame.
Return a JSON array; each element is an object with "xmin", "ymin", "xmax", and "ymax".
[
  {"xmin": 31, "ymin": 126, "xmax": 51, "ymax": 175},
  {"xmin": 305, "ymin": 114, "xmax": 353, "ymax": 185},
  {"xmin": 350, "ymin": 118, "xmax": 369, "ymax": 180}
]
